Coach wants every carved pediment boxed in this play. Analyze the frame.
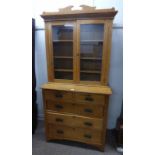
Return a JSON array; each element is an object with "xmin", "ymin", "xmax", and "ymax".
[{"xmin": 41, "ymin": 5, "xmax": 117, "ymax": 21}]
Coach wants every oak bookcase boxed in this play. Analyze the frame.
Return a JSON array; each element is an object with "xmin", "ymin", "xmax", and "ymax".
[{"xmin": 41, "ymin": 5, "xmax": 117, "ymax": 151}]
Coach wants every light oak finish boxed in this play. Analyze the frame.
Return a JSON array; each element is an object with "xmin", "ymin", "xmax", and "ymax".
[
  {"xmin": 48, "ymin": 124, "xmax": 102, "ymax": 145},
  {"xmin": 45, "ymin": 23, "xmax": 54, "ymax": 81},
  {"xmin": 46, "ymin": 112, "xmax": 103, "ymax": 130},
  {"xmin": 42, "ymin": 85, "xmax": 110, "ymax": 150},
  {"xmin": 42, "ymin": 18, "xmax": 115, "ymax": 84},
  {"xmin": 46, "ymin": 100, "xmax": 104, "ymax": 118},
  {"xmin": 101, "ymin": 21, "xmax": 113, "ymax": 85},
  {"xmin": 75, "ymin": 92, "xmax": 105, "ymax": 105},
  {"xmin": 42, "ymin": 82, "xmax": 112, "ymax": 95},
  {"xmin": 41, "ymin": 6, "xmax": 117, "ymax": 151},
  {"xmin": 44, "ymin": 89, "xmax": 74, "ymax": 102},
  {"xmin": 41, "ymin": 5, "xmax": 117, "ymax": 21},
  {"xmin": 49, "ymin": 21, "xmax": 76, "ymax": 82}
]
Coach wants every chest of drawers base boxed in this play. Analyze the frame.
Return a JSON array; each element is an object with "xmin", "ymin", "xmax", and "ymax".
[{"xmin": 42, "ymin": 83, "xmax": 112, "ymax": 151}]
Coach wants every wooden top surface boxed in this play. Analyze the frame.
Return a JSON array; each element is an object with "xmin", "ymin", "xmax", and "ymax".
[
  {"xmin": 41, "ymin": 82, "xmax": 112, "ymax": 95},
  {"xmin": 41, "ymin": 5, "xmax": 117, "ymax": 21}
]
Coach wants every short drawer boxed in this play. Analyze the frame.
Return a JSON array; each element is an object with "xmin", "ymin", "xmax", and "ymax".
[
  {"xmin": 75, "ymin": 93, "xmax": 105, "ymax": 105},
  {"xmin": 49, "ymin": 124, "xmax": 72, "ymax": 139},
  {"xmin": 46, "ymin": 112, "xmax": 103, "ymax": 130},
  {"xmin": 46, "ymin": 100, "xmax": 75, "ymax": 114},
  {"xmin": 75, "ymin": 127, "xmax": 102, "ymax": 144},
  {"xmin": 46, "ymin": 100, "xmax": 104, "ymax": 118},
  {"xmin": 48, "ymin": 124, "xmax": 102, "ymax": 144},
  {"xmin": 75, "ymin": 103, "xmax": 104, "ymax": 118},
  {"xmin": 44, "ymin": 90, "xmax": 73, "ymax": 102}
]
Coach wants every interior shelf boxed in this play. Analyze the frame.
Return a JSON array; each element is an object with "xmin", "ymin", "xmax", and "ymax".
[
  {"xmin": 80, "ymin": 70, "xmax": 101, "ymax": 74},
  {"xmin": 54, "ymin": 56, "xmax": 73, "ymax": 59},
  {"xmin": 55, "ymin": 69, "xmax": 73, "ymax": 72},
  {"xmin": 53, "ymin": 40, "xmax": 73, "ymax": 42},
  {"xmin": 80, "ymin": 40, "xmax": 103, "ymax": 42},
  {"xmin": 80, "ymin": 57, "xmax": 102, "ymax": 60}
]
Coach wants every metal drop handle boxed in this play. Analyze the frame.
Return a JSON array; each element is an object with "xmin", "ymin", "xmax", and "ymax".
[
  {"xmin": 55, "ymin": 104, "xmax": 63, "ymax": 109},
  {"xmin": 84, "ymin": 108, "xmax": 93, "ymax": 113},
  {"xmin": 55, "ymin": 118, "xmax": 63, "ymax": 122},
  {"xmin": 84, "ymin": 122, "xmax": 93, "ymax": 126},
  {"xmin": 57, "ymin": 130, "xmax": 64, "ymax": 134},
  {"xmin": 55, "ymin": 94, "xmax": 63, "ymax": 98},
  {"xmin": 84, "ymin": 134, "xmax": 92, "ymax": 139},
  {"xmin": 85, "ymin": 96, "xmax": 94, "ymax": 101}
]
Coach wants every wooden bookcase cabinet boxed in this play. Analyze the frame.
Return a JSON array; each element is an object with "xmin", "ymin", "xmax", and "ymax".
[{"xmin": 41, "ymin": 5, "xmax": 117, "ymax": 151}]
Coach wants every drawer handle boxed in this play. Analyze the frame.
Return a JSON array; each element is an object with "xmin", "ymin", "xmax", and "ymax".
[
  {"xmin": 55, "ymin": 94, "xmax": 63, "ymax": 98},
  {"xmin": 55, "ymin": 118, "xmax": 63, "ymax": 122},
  {"xmin": 85, "ymin": 96, "xmax": 94, "ymax": 101},
  {"xmin": 84, "ymin": 122, "xmax": 93, "ymax": 126},
  {"xmin": 57, "ymin": 130, "xmax": 64, "ymax": 134},
  {"xmin": 55, "ymin": 104, "xmax": 63, "ymax": 109},
  {"xmin": 84, "ymin": 134, "xmax": 92, "ymax": 139},
  {"xmin": 84, "ymin": 108, "xmax": 93, "ymax": 113}
]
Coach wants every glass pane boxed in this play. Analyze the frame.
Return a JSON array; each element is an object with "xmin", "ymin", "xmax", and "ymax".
[
  {"xmin": 53, "ymin": 42, "xmax": 73, "ymax": 57},
  {"xmin": 54, "ymin": 59, "xmax": 73, "ymax": 70},
  {"xmin": 81, "ymin": 59, "xmax": 102, "ymax": 71},
  {"xmin": 80, "ymin": 24, "xmax": 104, "ymax": 81},
  {"xmin": 80, "ymin": 24, "xmax": 104, "ymax": 41},
  {"xmin": 52, "ymin": 24, "xmax": 73, "ymax": 80},
  {"xmin": 80, "ymin": 73, "xmax": 100, "ymax": 81},
  {"xmin": 80, "ymin": 42, "xmax": 103, "ymax": 58},
  {"xmin": 53, "ymin": 25, "xmax": 73, "ymax": 41},
  {"xmin": 55, "ymin": 72, "xmax": 73, "ymax": 80}
]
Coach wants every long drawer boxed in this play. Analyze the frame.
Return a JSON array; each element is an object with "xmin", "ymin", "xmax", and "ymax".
[
  {"xmin": 46, "ymin": 100, "xmax": 104, "ymax": 118},
  {"xmin": 48, "ymin": 124, "xmax": 102, "ymax": 145},
  {"xmin": 46, "ymin": 112, "xmax": 103, "ymax": 130}
]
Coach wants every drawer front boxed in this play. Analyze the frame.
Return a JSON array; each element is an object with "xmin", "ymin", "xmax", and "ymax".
[
  {"xmin": 75, "ymin": 104, "xmax": 104, "ymax": 118},
  {"xmin": 49, "ymin": 124, "xmax": 73, "ymax": 139},
  {"xmin": 46, "ymin": 100, "xmax": 104, "ymax": 118},
  {"xmin": 75, "ymin": 93, "xmax": 105, "ymax": 105},
  {"xmin": 44, "ymin": 90, "xmax": 73, "ymax": 102},
  {"xmin": 46, "ymin": 112, "xmax": 103, "ymax": 130},
  {"xmin": 46, "ymin": 100, "xmax": 74, "ymax": 113},
  {"xmin": 49, "ymin": 124, "xmax": 102, "ymax": 144},
  {"xmin": 75, "ymin": 127, "xmax": 102, "ymax": 144}
]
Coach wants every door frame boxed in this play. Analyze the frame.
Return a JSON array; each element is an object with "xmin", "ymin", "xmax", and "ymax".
[
  {"xmin": 76, "ymin": 20, "xmax": 112, "ymax": 85},
  {"xmin": 45, "ymin": 21, "xmax": 77, "ymax": 83}
]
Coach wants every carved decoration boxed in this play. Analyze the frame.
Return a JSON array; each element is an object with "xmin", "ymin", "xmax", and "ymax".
[
  {"xmin": 59, "ymin": 5, "xmax": 74, "ymax": 12},
  {"xmin": 41, "ymin": 5, "xmax": 117, "ymax": 21},
  {"xmin": 80, "ymin": 5, "xmax": 96, "ymax": 11},
  {"xmin": 57, "ymin": 5, "xmax": 96, "ymax": 13}
]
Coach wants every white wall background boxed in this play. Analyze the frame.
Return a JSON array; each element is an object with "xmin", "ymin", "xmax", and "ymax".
[{"xmin": 33, "ymin": 0, "xmax": 123, "ymax": 129}]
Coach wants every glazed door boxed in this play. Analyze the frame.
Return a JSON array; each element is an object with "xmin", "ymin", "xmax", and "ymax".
[
  {"xmin": 50, "ymin": 22, "xmax": 76, "ymax": 82},
  {"xmin": 77, "ymin": 20, "xmax": 106, "ymax": 84}
]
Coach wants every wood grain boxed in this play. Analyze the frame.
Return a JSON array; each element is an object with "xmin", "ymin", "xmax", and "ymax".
[
  {"xmin": 42, "ymin": 82, "xmax": 112, "ymax": 95},
  {"xmin": 41, "ymin": 7, "xmax": 117, "ymax": 151},
  {"xmin": 41, "ymin": 7, "xmax": 117, "ymax": 22},
  {"xmin": 46, "ymin": 111, "xmax": 103, "ymax": 130},
  {"xmin": 45, "ymin": 100, "xmax": 105, "ymax": 118},
  {"xmin": 45, "ymin": 23, "xmax": 54, "ymax": 81},
  {"xmin": 48, "ymin": 124, "xmax": 102, "ymax": 145},
  {"xmin": 44, "ymin": 89, "xmax": 74, "ymax": 102}
]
